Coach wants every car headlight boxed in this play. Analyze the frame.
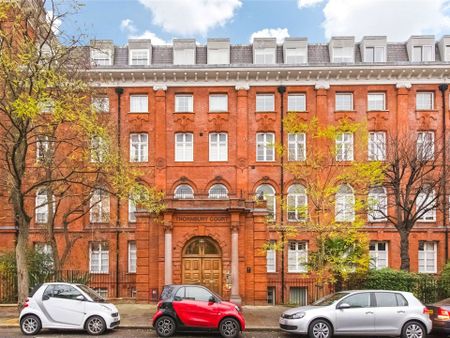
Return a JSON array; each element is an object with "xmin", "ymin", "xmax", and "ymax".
[
  {"xmin": 234, "ymin": 305, "xmax": 241, "ymax": 312},
  {"xmin": 291, "ymin": 312, "xmax": 305, "ymax": 319}
]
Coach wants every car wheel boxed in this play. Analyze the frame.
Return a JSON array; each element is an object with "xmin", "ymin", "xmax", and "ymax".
[
  {"xmin": 308, "ymin": 319, "xmax": 332, "ymax": 338},
  {"xmin": 219, "ymin": 317, "xmax": 240, "ymax": 338},
  {"xmin": 85, "ymin": 315, "xmax": 107, "ymax": 335},
  {"xmin": 20, "ymin": 314, "xmax": 42, "ymax": 336},
  {"xmin": 401, "ymin": 321, "xmax": 426, "ymax": 338},
  {"xmin": 155, "ymin": 316, "xmax": 176, "ymax": 337}
]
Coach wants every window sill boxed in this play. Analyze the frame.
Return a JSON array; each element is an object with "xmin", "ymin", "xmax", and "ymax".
[
  {"xmin": 128, "ymin": 112, "xmax": 149, "ymax": 114},
  {"xmin": 255, "ymin": 111, "xmax": 276, "ymax": 114},
  {"xmin": 367, "ymin": 110, "xmax": 389, "ymax": 113},
  {"xmin": 209, "ymin": 111, "xmax": 229, "ymax": 114},
  {"xmin": 416, "ymin": 109, "xmax": 438, "ymax": 113},
  {"xmin": 174, "ymin": 111, "xmax": 194, "ymax": 114},
  {"xmin": 287, "ymin": 110, "xmax": 308, "ymax": 113},
  {"xmin": 89, "ymin": 272, "xmax": 109, "ymax": 275},
  {"xmin": 335, "ymin": 110, "xmax": 356, "ymax": 113},
  {"xmin": 255, "ymin": 160, "xmax": 276, "ymax": 163}
]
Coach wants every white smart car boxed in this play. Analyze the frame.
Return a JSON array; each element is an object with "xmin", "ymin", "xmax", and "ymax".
[{"xmin": 19, "ymin": 282, "xmax": 120, "ymax": 335}]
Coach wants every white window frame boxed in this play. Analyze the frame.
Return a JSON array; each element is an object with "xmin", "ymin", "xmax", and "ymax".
[
  {"xmin": 90, "ymin": 49, "xmax": 111, "ymax": 66},
  {"xmin": 129, "ymin": 49, "xmax": 149, "ymax": 66},
  {"xmin": 92, "ymin": 96, "xmax": 110, "ymax": 112},
  {"xmin": 89, "ymin": 242, "xmax": 109, "ymax": 274},
  {"xmin": 128, "ymin": 197, "xmax": 137, "ymax": 223},
  {"xmin": 335, "ymin": 184, "xmax": 355, "ymax": 222},
  {"xmin": 256, "ymin": 184, "xmax": 276, "ymax": 221},
  {"xmin": 285, "ymin": 48, "xmax": 307, "ymax": 64},
  {"xmin": 209, "ymin": 94, "xmax": 228, "ymax": 112},
  {"xmin": 368, "ymin": 131, "xmax": 386, "ymax": 161},
  {"xmin": 364, "ymin": 46, "xmax": 385, "ymax": 63},
  {"xmin": 90, "ymin": 188, "xmax": 110, "ymax": 223},
  {"xmin": 412, "ymin": 45, "xmax": 434, "ymax": 62},
  {"xmin": 336, "ymin": 132, "xmax": 354, "ymax": 161},
  {"xmin": 288, "ymin": 241, "xmax": 308, "ymax": 273},
  {"xmin": 256, "ymin": 94, "xmax": 275, "ymax": 112},
  {"xmin": 266, "ymin": 241, "xmax": 276, "ymax": 273},
  {"xmin": 368, "ymin": 186, "xmax": 388, "ymax": 222},
  {"xmin": 416, "ymin": 131, "xmax": 435, "ymax": 161},
  {"xmin": 128, "ymin": 241, "xmax": 137, "ymax": 273},
  {"xmin": 36, "ymin": 136, "xmax": 50, "ymax": 162},
  {"xmin": 40, "ymin": 99, "xmax": 54, "ymax": 113},
  {"xmin": 416, "ymin": 92, "xmax": 434, "ymax": 110},
  {"xmin": 208, "ymin": 184, "xmax": 229, "ymax": 199},
  {"xmin": 256, "ymin": 132, "xmax": 275, "ymax": 162},
  {"xmin": 129, "ymin": 95, "xmax": 148, "ymax": 113},
  {"xmin": 175, "ymin": 94, "xmax": 194, "ymax": 113},
  {"xmin": 90, "ymin": 135, "xmax": 105, "ymax": 163},
  {"xmin": 368, "ymin": 93, "xmax": 386, "ymax": 111},
  {"xmin": 173, "ymin": 48, "xmax": 195, "ymax": 65},
  {"xmin": 208, "ymin": 48, "xmax": 228, "ymax": 64},
  {"xmin": 287, "ymin": 185, "xmax": 307, "ymax": 222},
  {"xmin": 288, "ymin": 133, "xmax": 306, "ymax": 161},
  {"xmin": 369, "ymin": 241, "xmax": 388, "ymax": 269},
  {"xmin": 129, "ymin": 133, "xmax": 148, "ymax": 162},
  {"xmin": 35, "ymin": 188, "xmax": 54, "ymax": 224},
  {"xmin": 332, "ymin": 46, "xmax": 353, "ymax": 63},
  {"xmin": 175, "ymin": 133, "xmax": 194, "ymax": 162},
  {"xmin": 254, "ymin": 48, "xmax": 276, "ymax": 64},
  {"xmin": 209, "ymin": 133, "xmax": 228, "ymax": 161},
  {"xmin": 418, "ymin": 241, "xmax": 437, "ymax": 273},
  {"xmin": 417, "ymin": 187, "xmax": 436, "ymax": 222},
  {"xmin": 335, "ymin": 93, "xmax": 353, "ymax": 111},
  {"xmin": 174, "ymin": 184, "xmax": 194, "ymax": 199},
  {"xmin": 287, "ymin": 94, "xmax": 306, "ymax": 112}
]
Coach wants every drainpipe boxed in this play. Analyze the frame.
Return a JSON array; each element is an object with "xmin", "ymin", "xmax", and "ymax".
[
  {"xmin": 278, "ymin": 85, "xmax": 286, "ymax": 304},
  {"xmin": 115, "ymin": 87, "xmax": 124, "ymax": 298},
  {"xmin": 439, "ymin": 83, "xmax": 448, "ymax": 263}
]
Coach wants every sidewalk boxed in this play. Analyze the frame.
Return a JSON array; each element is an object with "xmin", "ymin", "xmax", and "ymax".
[{"xmin": 0, "ymin": 303, "xmax": 289, "ymax": 330}]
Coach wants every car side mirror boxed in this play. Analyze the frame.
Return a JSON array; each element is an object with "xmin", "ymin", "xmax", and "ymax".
[
  {"xmin": 42, "ymin": 295, "xmax": 49, "ymax": 301},
  {"xmin": 338, "ymin": 303, "xmax": 351, "ymax": 309},
  {"xmin": 76, "ymin": 295, "xmax": 85, "ymax": 301},
  {"xmin": 208, "ymin": 296, "xmax": 216, "ymax": 303}
]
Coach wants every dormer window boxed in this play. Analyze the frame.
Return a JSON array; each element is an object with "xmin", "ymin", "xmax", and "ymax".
[
  {"xmin": 208, "ymin": 48, "xmax": 228, "ymax": 64},
  {"xmin": 332, "ymin": 46, "xmax": 353, "ymax": 63},
  {"xmin": 129, "ymin": 49, "xmax": 149, "ymax": 66},
  {"xmin": 174, "ymin": 48, "xmax": 195, "ymax": 65},
  {"xmin": 285, "ymin": 48, "xmax": 307, "ymax": 64},
  {"xmin": 91, "ymin": 49, "xmax": 111, "ymax": 66},
  {"xmin": 364, "ymin": 46, "xmax": 385, "ymax": 62},
  {"xmin": 412, "ymin": 45, "xmax": 433, "ymax": 62},
  {"xmin": 254, "ymin": 48, "xmax": 275, "ymax": 64}
]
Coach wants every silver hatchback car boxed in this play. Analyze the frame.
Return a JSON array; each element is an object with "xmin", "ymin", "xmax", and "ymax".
[{"xmin": 279, "ymin": 290, "xmax": 432, "ymax": 338}]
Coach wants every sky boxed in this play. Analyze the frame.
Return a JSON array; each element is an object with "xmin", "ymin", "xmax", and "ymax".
[{"xmin": 59, "ymin": 0, "xmax": 450, "ymax": 46}]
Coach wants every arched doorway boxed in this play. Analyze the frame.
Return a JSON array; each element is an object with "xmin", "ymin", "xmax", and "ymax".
[{"xmin": 182, "ymin": 237, "xmax": 222, "ymax": 295}]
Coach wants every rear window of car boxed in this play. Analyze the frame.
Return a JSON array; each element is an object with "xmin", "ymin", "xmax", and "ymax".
[
  {"xmin": 375, "ymin": 292, "xmax": 408, "ymax": 307},
  {"xmin": 160, "ymin": 286, "xmax": 175, "ymax": 300}
]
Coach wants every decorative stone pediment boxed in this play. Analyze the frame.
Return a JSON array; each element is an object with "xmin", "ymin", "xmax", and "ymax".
[
  {"xmin": 208, "ymin": 114, "xmax": 229, "ymax": 131},
  {"xmin": 416, "ymin": 111, "xmax": 437, "ymax": 129},
  {"xmin": 367, "ymin": 112, "xmax": 389, "ymax": 129}
]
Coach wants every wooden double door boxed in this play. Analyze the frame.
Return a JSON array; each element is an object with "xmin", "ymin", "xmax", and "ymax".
[{"xmin": 182, "ymin": 237, "xmax": 222, "ymax": 295}]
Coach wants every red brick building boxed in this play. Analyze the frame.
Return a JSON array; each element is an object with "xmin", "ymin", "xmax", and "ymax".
[{"xmin": 1, "ymin": 35, "xmax": 450, "ymax": 305}]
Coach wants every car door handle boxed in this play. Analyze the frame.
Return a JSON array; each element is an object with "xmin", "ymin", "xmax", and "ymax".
[
  {"xmin": 397, "ymin": 310, "xmax": 405, "ymax": 314},
  {"xmin": 365, "ymin": 311, "xmax": 374, "ymax": 315}
]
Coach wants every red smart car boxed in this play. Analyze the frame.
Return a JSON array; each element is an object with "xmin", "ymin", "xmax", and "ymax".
[{"xmin": 152, "ymin": 285, "xmax": 245, "ymax": 338}]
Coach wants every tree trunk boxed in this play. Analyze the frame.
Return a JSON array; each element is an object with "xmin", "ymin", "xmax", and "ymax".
[
  {"xmin": 15, "ymin": 224, "xmax": 29, "ymax": 308},
  {"xmin": 399, "ymin": 229, "xmax": 410, "ymax": 271}
]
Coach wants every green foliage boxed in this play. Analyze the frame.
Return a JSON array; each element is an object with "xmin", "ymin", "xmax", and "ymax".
[
  {"xmin": 438, "ymin": 261, "xmax": 450, "ymax": 298},
  {"xmin": 363, "ymin": 268, "xmax": 418, "ymax": 291}
]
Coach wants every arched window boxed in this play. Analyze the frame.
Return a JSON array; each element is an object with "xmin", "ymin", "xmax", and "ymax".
[
  {"xmin": 368, "ymin": 186, "xmax": 387, "ymax": 222},
  {"xmin": 208, "ymin": 184, "xmax": 229, "ymax": 199},
  {"xmin": 335, "ymin": 184, "xmax": 355, "ymax": 222},
  {"xmin": 256, "ymin": 184, "xmax": 276, "ymax": 220},
  {"xmin": 35, "ymin": 188, "xmax": 55, "ymax": 224},
  {"xmin": 287, "ymin": 184, "xmax": 307, "ymax": 221},
  {"xmin": 174, "ymin": 184, "xmax": 194, "ymax": 199}
]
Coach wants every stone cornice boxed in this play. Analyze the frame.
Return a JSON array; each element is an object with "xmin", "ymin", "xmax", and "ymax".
[{"xmin": 86, "ymin": 64, "xmax": 450, "ymax": 87}]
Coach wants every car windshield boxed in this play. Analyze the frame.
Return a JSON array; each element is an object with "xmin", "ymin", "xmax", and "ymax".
[
  {"xmin": 312, "ymin": 292, "xmax": 350, "ymax": 306},
  {"xmin": 77, "ymin": 284, "xmax": 105, "ymax": 303},
  {"xmin": 160, "ymin": 286, "xmax": 175, "ymax": 300}
]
